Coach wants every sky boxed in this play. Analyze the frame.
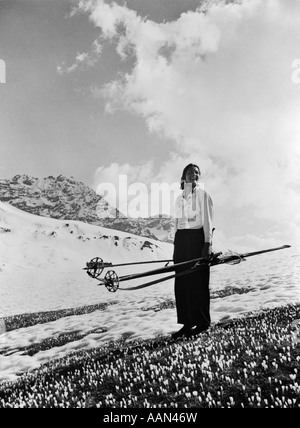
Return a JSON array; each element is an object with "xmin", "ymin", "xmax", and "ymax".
[{"xmin": 0, "ymin": 0, "xmax": 300, "ymax": 250}]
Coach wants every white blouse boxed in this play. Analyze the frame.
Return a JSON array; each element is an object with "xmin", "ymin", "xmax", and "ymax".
[{"xmin": 174, "ymin": 185, "xmax": 214, "ymax": 244}]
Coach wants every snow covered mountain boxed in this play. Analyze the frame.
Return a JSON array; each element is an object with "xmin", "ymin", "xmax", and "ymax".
[
  {"xmin": 0, "ymin": 174, "xmax": 174, "ymax": 243},
  {"xmin": 0, "ymin": 200, "xmax": 171, "ymax": 272},
  {"xmin": 0, "ymin": 200, "xmax": 173, "ymax": 315}
]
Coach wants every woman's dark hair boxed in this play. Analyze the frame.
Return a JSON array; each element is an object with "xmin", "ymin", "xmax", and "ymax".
[{"xmin": 180, "ymin": 163, "xmax": 201, "ymax": 190}]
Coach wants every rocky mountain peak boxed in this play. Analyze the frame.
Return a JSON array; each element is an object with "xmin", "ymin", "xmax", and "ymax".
[{"xmin": 0, "ymin": 174, "xmax": 174, "ymax": 243}]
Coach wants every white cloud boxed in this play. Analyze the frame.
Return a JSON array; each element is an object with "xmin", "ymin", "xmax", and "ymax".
[
  {"xmin": 57, "ymin": 42, "xmax": 102, "ymax": 75},
  {"xmin": 94, "ymin": 160, "xmax": 184, "ymax": 217},
  {"xmin": 80, "ymin": 0, "xmax": 300, "ymax": 248},
  {"xmin": 94, "ymin": 161, "xmax": 155, "ymax": 217},
  {"xmin": 57, "ymin": 51, "xmax": 89, "ymax": 74}
]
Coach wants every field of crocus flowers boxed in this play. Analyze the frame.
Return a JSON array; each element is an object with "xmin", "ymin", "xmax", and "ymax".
[{"xmin": 0, "ymin": 303, "xmax": 299, "ymax": 408}]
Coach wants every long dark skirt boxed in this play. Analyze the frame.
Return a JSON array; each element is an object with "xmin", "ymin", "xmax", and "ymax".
[{"xmin": 173, "ymin": 228, "xmax": 211, "ymax": 328}]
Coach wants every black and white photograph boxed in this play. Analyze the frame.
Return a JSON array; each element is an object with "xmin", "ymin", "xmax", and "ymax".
[{"xmin": 0, "ymin": 0, "xmax": 299, "ymax": 411}]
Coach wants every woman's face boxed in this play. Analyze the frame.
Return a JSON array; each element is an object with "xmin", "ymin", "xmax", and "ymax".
[{"xmin": 184, "ymin": 166, "xmax": 200, "ymax": 186}]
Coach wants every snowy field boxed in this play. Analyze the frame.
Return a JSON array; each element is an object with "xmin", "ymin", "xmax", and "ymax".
[{"xmin": 0, "ymin": 201, "xmax": 299, "ymax": 382}]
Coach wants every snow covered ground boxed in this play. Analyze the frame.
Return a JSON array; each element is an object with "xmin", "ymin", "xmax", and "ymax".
[{"xmin": 0, "ymin": 201, "xmax": 299, "ymax": 382}]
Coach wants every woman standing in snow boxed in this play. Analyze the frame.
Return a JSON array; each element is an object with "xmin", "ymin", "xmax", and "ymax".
[{"xmin": 172, "ymin": 163, "xmax": 214, "ymax": 339}]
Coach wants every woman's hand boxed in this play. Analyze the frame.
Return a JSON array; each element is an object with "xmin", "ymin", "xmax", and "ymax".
[{"xmin": 201, "ymin": 243, "xmax": 212, "ymax": 260}]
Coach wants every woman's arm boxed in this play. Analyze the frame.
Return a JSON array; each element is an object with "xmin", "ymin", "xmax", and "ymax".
[
  {"xmin": 203, "ymin": 191, "xmax": 214, "ymax": 244},
  {"xmin": 173, "ymin": 217, "xmax": 178, "ymax": 241},
  {"xmin": 200, "ymin": 190, "xmax": 214, "ymax": 258}
]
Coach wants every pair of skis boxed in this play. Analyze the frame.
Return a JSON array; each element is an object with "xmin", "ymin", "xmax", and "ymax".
[{"xmin": 83, "ymin": 245, "xmax": 291, "ymax": 293}]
